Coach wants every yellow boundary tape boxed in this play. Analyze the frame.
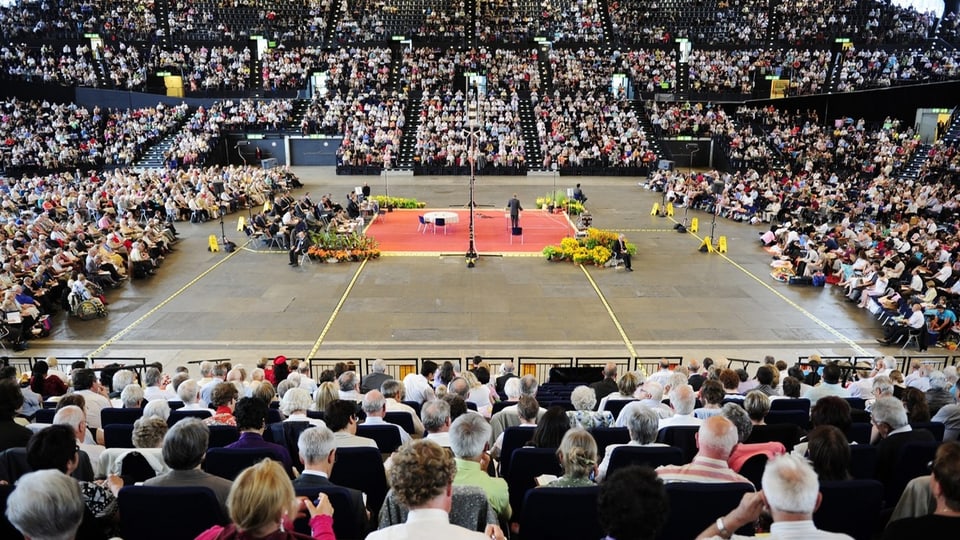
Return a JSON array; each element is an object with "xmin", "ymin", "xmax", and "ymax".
[
  {"xmin": 307, "ymin": 258, "xmax": 369, "ymax": 358},
  {"xmin": 88, "ymin": 239, "xmax": 252, "ymax": 358},
  {"xmin": 668, "ymin": 217, "xmax": 868, "ymax": 355},
  {"xmin": 579, "ymin": 264, "xmax": 638, "ymax": 359}
]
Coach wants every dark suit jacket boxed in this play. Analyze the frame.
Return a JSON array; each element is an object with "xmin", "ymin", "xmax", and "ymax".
[
  {"xmin": 589, "ymin": 378, "xmax": 618, "ymax": 401},
  {"xmin": 875, "ymin": 429, "xmax": 936, "ymax": 485},
  {"xmin": 507, "ymin": 197, "xmax": 522, "ymax": 217},
  {"xmin": 0, "ymin": 420, "xmax": 32, "ymax": 452},
  {"xmin": 688, "ymin": 374, "xmax": 705, "ymax": 391},
  {"xmin": 293, "ymin": 472, "xmax": 368, "ymax": 532},
  {"xmin": 143, "ymin": 469, "xmax": 234, "ymax": 515},
  {"xmin": 495, "ymin": 373, "xmax": 518, "ymax": 396},
  {"xmin": 360, "ymin": 372, "xmax": 394, "ymax": 394}
]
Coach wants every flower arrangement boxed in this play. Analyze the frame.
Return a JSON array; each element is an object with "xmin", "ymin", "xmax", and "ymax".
[
  {"xmin": 371, "ymin": 195, "xmax": 426, "ymax": 209},
  {"xmin": 307, "ymin": 231, "xmax": 380, "ymax": 262},
  {"xmin": 542, "ymin": 228, "xmax": 634, "ymax": 266}
]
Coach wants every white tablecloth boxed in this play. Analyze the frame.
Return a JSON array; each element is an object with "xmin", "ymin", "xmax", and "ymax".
[{"xmin": 423, "ymin": 211, "xmax": 459, "ymax": 224}]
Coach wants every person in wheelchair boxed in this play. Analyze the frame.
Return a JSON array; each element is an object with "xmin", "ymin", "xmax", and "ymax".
[{"xmin": 613, "ymin": 234, "xmax": 633, "ymax": 272}]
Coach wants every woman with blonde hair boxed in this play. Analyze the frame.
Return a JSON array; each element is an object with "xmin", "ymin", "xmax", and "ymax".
[
  {"xmin": 195, "ymin": 459, "xmax": 334, "ymax": 539},
  {"xmin": 545, "ymin": 428, "xmax": 598, "ymax": 488},
  {"xmin": 462, "ymin": 370, "xmax": 494, "ymax": 417},
  {"xmin": 313, "ymin": 381, "xmax": 339, "ymax": 412}
]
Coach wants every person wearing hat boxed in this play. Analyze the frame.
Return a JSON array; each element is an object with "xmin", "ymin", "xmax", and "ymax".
[{"xmin": 266, "ymin": 356, "xmax": 289, "ymax": 385}]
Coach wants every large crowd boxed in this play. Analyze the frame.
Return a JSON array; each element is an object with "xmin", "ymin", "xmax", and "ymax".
[{"xmin": 168, "ymin": 0, "xmax": 331, "ymax": 42}]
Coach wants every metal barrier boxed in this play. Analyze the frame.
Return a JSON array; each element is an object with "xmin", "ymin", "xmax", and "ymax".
[
  {"xmin": 2, "ymin": 356, "xmax": 32, "ymax": 376},
  {"xmin": 518, "ymin": 356, "xmax": 573, "ymax": 383},
  {"xmin": 363, "ymin": 357, "xmax": 418, "ymax": 380},
  {"xmin": 573, "ymin": 356, "xmax": 632, "ymax": 381},
  {"xmin": 727, "ymin": 358, "xmax": 761, "ymax": 370}
]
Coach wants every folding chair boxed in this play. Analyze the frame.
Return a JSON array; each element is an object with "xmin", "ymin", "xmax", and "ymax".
[
  {"xmin": 521, "ymin": 486, "xmax": 601, "ymax": 540},
  {"xmin": 119, "ymin": 486, "xmax": 226, "ymax": 540},
  {"xmin": 417, "ymin": 215, "xmax": 430, "ymax": 233},
  {"xmin": 510, "ymin": 226, "xmax": 523, "ymax": 244},
  {"xmin": 434, "ymin": 217, "xmax": 447, "ymax": 235}
]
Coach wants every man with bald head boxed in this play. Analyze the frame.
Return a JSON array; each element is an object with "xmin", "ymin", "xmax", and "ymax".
[
  {"xmin": 656, "ymin": 416, "xmax": 752, "ymax": 485},
  {"xmin": 590, "ymin": 362, "xmax": 619, "ymax": 401},
  {"xmin": 360, "ymin": 390, "xmax": 411, "ymax": 444}
]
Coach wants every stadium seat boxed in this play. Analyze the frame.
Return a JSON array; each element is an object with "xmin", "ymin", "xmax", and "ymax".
[
  {"xmin": 119, "ymin": 486, "xmax": 226, "ymax": 540},
  {"xmin": 520, "ymin": 486, "xmax": 601, "ymax": 540}
]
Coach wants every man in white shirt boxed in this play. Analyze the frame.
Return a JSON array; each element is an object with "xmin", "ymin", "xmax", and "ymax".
[
  {"xmin": 802, "ymin": 364, "xmax": 850, "ymax": 405},
  {"xmin": 325, "ymin": 400, "xmax": 377, "ymax": 449},
  {"xmin": 647, "ymin": 359, "xmax": 674, "ymax": 387},
  {"xmin": 368, "ymin": 439, "xmax": 501, "ymax": 540},
  {"xmin": 297, "ymin": 363, "xmax": 318, "ymax": 395},
  {"xmin": 199, "ymin": 363, "xmax": 227, "ymax": 407},
  {"xmin": 382, "ymin": 380, "xmax": 424, "ymax": 436},
  {"xmin": 338, "ymin": 371, "xmax": 364, "ymax": 402},
  {"xmin": 617, "ymin": 381, "xmax": 674, "ymax": 426},
  {"xmin": 876, "ymin": 302, "xmax": 926, "ymax": 349},
  {"xmin": 54, "ymin": 405, "xmax": 106, "ymax": 478},
  {"xmin": 598, "ymin": 404, "xmax": 669, "ymax": 481},
  {"xmin": 696, "ymin": 454, "xmax": 853, "ymax": 539},
  {"xmin": 142, "ymin": 367, "xmax": 177, "ymax": 401},
  {"xmin": 177, "ymin": 380, "xmax": 212, "ymax": 412},
  {"xmin": 420, "ymin": 399, "xmax": 453, "ymax": 447},
  {"xmin": 72, "ymin": 368, "xmax": 112, "ymax": 430},
  {"xmin": 402, "ymin": 360, "xmax": 438, "ymax": 404},
  {"xmin": 658, "ymin": 385, "xmax": 704, "ymax": 431},
  {"xmin": 360, "ymin": 390, "xmax": 411, "ymax": 445},
  {"xmin": 491, "ymin": 396, "xmax": 538, "ymax": 460}
]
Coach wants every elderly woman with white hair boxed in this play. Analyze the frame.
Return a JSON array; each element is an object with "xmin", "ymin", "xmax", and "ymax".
[
  {"xmin": 281, "ymin": 387, "xmax": 325, "ymax": 427},
  {"xmin": 568, "ymin": 385, "xmax": 615, "ymax": 429},
  {"xmin": 99, "ymin": 416, "xmax": 171, "ymax": 479}
]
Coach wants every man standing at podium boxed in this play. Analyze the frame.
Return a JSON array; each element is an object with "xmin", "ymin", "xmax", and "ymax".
[{"xmin": 507, "ymin": 193, "xmax": 523, "ymax": 229}]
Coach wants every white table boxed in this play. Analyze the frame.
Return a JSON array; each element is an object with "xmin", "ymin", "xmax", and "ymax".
[{"xmin": 423, "ymin": 211, "xmax": 459, "ymax": 224}]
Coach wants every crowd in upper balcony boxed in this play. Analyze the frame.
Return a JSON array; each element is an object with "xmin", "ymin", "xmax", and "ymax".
[
  {"xmin": 608, "ymin": 0, "xmax": 768, "ymax": 46},
  {"xmin": 168, "ymin": 0, "xmax": 331, "ymax": 42},
  {"xmin": 835, "ymin": 47, "xmax": 960, "ymax": 92},
  {"xmin": 155, "ymin": 45, "xmax": 252, "ymax": 94},
  {"xmin": 0, "ymin": 99, "xmax": 189, "ymax": 172},
  {"xmin": 773, "ymin": 0, "xmax": 937, "ymax": 46}
]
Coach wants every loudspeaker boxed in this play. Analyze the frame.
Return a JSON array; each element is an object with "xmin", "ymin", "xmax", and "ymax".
[
  {"xmin": 212, "ymin": 182, "xmax": 225, "ymax": 196},
  {"xmin": 711, "ymin": 180, "xmax": 725, "ymax": 195},
  {"xmin": 658, "ymin": 159, "xmax": 675, "ymax": 171}
]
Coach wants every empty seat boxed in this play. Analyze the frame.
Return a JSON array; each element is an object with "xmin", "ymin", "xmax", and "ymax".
[
  {"xmin": 119, "ymin": 486, "xmax": 226, "ymax": 540},
  {"xmin": 203, "ymin": 447, "xmax": 285, "ymax": 480},
  {"xmin": 606, "ymin": 445, "xmax": 683, "ymax": 477},
  {"xmin": 590, "ymin": 427, "xmax": 631, "ymax": 459},
  {"xmin": 356, "ymin": 424, "xmax": 403, "ymax": 453},
  {"xmin": 657, "ymin": 482, "xmax": 755, "ymax": 540},
  {"xmin": 520, "ymin": 486, "xmax": 601, "ymax": 540},
  {"xmin": 506, "ymin": 448, "xmax": 562, "ymax": 526},
  {"xmin": 330, "ymin": 447, "xmax": 388, "ymax": 518},
  {"xmin": 815, "ymin": 480, "xmax": 884, "ymax": 540}
]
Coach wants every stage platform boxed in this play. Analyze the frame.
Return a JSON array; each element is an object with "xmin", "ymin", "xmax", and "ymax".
[{"xmin": 367, "ymin": 209, "xmax": 575, "ymax": 255}]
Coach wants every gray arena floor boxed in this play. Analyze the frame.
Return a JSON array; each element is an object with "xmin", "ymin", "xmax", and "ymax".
[{"xmin": 31, "ymin": 166, "xmax": 893, "ymax": 374}]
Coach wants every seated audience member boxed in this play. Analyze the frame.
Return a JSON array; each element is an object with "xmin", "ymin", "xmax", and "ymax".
[
  {"xmin": 143, "ymin": 399, "xmax": 171, "ymax": 422},
  {"xmin": 694, "ymin": 380, "xmax": 727, "ymax": 419},
  {"xmin": 337, "ymin": 371, "xmax": 363, "ymax": 402},
  {"xmin": 598, "ymin": 372, "xmax": 641, "ymax": 412},
  {"xmin": 99, "ymin": 416, "xmax": 169, "ymax": 478},
  {"xmin": 450, "ymin": 411, "xmax": 511, "ymax": 521},
  {"xmin": 544, "ymin": 428, "xmax": 598, "ymax": 487},
  {"xmin": 225, "ymin": 397, "xmax": 292, "ymax": 470},
  {"xmin": 590, "ymin": 363, "xmax": 620, "ymax": 401},
  {"xmin": 884, "ymin": 441, "xmax": 960, "ymax": 537},
  {"xmin": 382, "ymin": 380, "xmax": 425, "ymax": 436},
  {"xmin": 420, "ymin": 399, "xmax": 453, "ymax": 447},
  {"xmin": 314, "ymin": 381, "xmax": 340, "ymax": 411},
  {"xmin": 360, "ymin": 390, "xmax": 412, "ymax": 444},
  {"xmin": 204, "ymin": 382, "xmax": 239, "ymax": 426},
  {"xmin": 27, "ymin": 425, "xmax": 123, "ymax": 530},
  {"xmin": 598, "ymin": 405, "xmax": 669, "ymax": 481},
  {"xmin": 325, "ymin": 399, "xmax": 376, "ymax": 449},
  {"xmin": 29, "ymin": 359, "xmax": 67, "ymax": 398},
  {"xmin": 530, "ymin": 406, "xmax": 571, "ymax": 449},
  {"xmin": 142, "ymin": 366, "xmax": 177, "ymax": 401},
  {"xmin": 903, "ymin": 387, "xmax": 932, "ymax": 423},
  {"xmin": 489, "ymin": 375, "xmax": 543, "ymax": 443},
  {"xmin": 721, "ymin": 403, "xmax": 786, "ymax": 473},
  {"xmin": 0, "ymin": 378, "xmax": 32, "ymax": 450},
  {"xmin": 53, "ymin": 405, "xmax": 106, "ymax": 477},
  {"xmin": 743, "ymin": 391, "xmax": 771, "ymax": 426},
  {"xmin": 803, "ymin": 363, "xmax": 850, "ymax": 404},
  {"xmin": 696, "ymin": 454, "xmax": 853, "ymax": 539},
  {"xmin": 925, "ymin": 371, "xmax": 956, "ymax": 416},
  {"xmin": 719, "ymin": 369, "xmax": 744, "ymax": 399},
  {"xmin": 401, "ymin": 360, "xmax": 438, "ymax": 404},
  {"xmin": 120, "ymin": 383, "xmax": 144, "ymax": 408},
  {"xmin": 360, "ymin": 359, "xmax": 394, "ymax": 394},
  {"xmin": 177, "ymin": 379, "xmax": 211, "ymax": 412},
  {"xmin": 656, "ymin": 416, "xmax": 752, "ymax": 485},
  {"xmin": 281, "ymin": 387, "xmax": 325, "ymax": 426},
  {"xmin": 6, "ymin": 469, "xmax": 86, "ymax": 540},
  {"xmin": 368, "ymin": 439, "xmax": 502, "ymax": 540},
  {"xmin": 72, "ymin": 368, "xmax": 113, "ymax": 430},
  {"xmin": 568, "ymin": 385, "xmax": 615, "ymax": 429},
  {"xmin": 293, "ymin": 425, "xmax": 368, "ymax": 531},
  {"xmin": 781, "ymin": 376, "xmax": 802, "ymax": 399},
  {"xmin": 872, "ymin": 396, "xmax": 936, "ymax": 486},
  {"xmin": 876, "ymin": 303, "xmax": 926, "ymax": 350},
  {"xmin": 492, "ymin": 396, "xmax": 538, "ymax": 460},
  {"xmin": 805, "ymin": 425, "xmax": 852, "ymax": 482},
  {"xmin": 196, "ymin": 459, "xmax": 335, "ymax": 540},
  {"xmin": 143, "ymin": 418, "xmax": 233, "ymax": 515},
  {"xmin": 599, "ymin": 466, "xmax": 669, "ymax": 540},
  {"xmin": 617, "ymin": 381, "xmax": 674, "ymax": 425},
  {"xmin": 753, "ymin": 366, "xmax": 779, "ymax": 396},
  {"xmin": 793, "ymin": 396, "xmax": 852, "ymax": 457},
  {"xmin": 658, "ymin": 384, "xmax": 703, "ymax": 430}
]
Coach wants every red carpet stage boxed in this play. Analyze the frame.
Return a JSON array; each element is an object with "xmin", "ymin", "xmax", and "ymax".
[{"xmin": 367, "ymin": 209, "xmax": 575, "ymax": 255}]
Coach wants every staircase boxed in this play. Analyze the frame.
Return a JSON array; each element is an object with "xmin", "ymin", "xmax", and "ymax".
[
  {"xmin": 323, "ymin": 0, "xmax": 343, "ymax": 43},
  {"xmin": 154, "ymin": 0, "xmax": 172, "ymax": 50},
  {"xmin": 288, "ymin": 99, "xmax": 311, "ymax": 131},
  {"xmin": 595, "ymin": 0, "xmax": 616, "ymax": 46},
  {"xmin": 825, "ymin": 50, "xmax": 844, "ymax": 93},
  {"xmin": 395, "ymin": 91, "xmax": 422, "ymax": 170},
  {"xmin": 95, "ymin": 53, "xmax": 113, "ymax": 88},
  {"xmin": 633, "ymin": 100, "xmax": 665, "ymax": 163},
  {"xmin": 536, "ymin": 48, "xmax": 553, "ymax": 95},
  {"xmin": 899, "ymin": 143, "xmax": 931, "ymax": 180},
  {"xmin": 940, "ymin": 107, "xmax": 960, "ymax": 142},
  {"xmin": 517, "ymin": 95, "xmax": 543, "ymax": 171}
]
